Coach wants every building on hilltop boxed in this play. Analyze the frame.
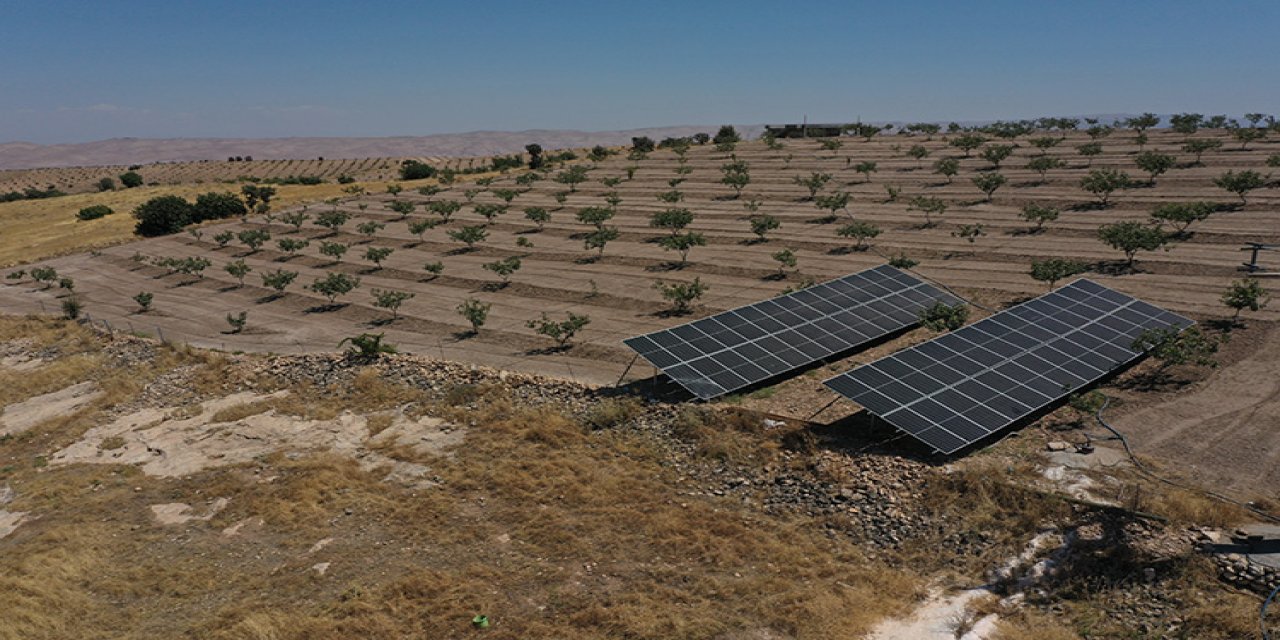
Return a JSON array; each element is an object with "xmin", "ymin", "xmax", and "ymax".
[{"xmin": 764, "ymin": 123, "xmax": 845, "ymax": 138}]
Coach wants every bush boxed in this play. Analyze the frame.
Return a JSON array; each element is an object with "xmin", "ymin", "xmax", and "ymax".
[
  {"xmin": 654, "ymin": 277, "xmax": 708, "ymax": 314},
  {"xmin": 526, "ymin": 312, "xmax": 590, "ymax": 348},
  {"xmin": 399, "ymin": 160, "xmax": 437, "ymax": 181},
  {"xmin": 97, "ymin": 177, "xmax": 115, "ymax": 192},
  {"xmin": 192, "ymin": 191, "xmax": 248, "ymax": 222},
  {"xmin": 339, "ymin": 332, "xmax": 397, "ymax": 357},
  {"xmin": 919, "ymin": 301, "xmax": 969, "ymax": 332},
  {"xmin": 133, "ymin": 195, "xmax": 195, "ymax": 236},
  {"xmin": 308, "ymin": 272, "xmax": 361, "ymax": 303},
  {"xmin": 119, "ymin": 171, "xmax": 143, "ymax": 188},
  {"xmin": 76, "ymin": 204, "xmax": 113, "ymax": 221}
]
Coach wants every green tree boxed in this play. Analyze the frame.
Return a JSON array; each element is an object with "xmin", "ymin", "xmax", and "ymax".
[
  {"xmin": 428, "ymin": 200, "xmax": 462, "ymax": 222},
  {"xmin": 654, "ymin": 277, "xmax": 708, "ymax": 314},
  {"xmin": 319, "ymin": 241, "xmax": 348, "ymax": 263},
  {"xmin": 526, "ymin": 312, "xmax": 591, "ymax": 349},
  {"xmin": 1150, "ymin": 201, "xmax": 1215, "ymax": 234},
  {"xmin": 241, "ymin": 185, "xmax": 277, "ymax": 213},
  {"xmin": 720, "ymin": 161, "xmax": 750, "ymax": 197},
  {"xmin": 837, "ymin": 221, "xmax": 881, "ymax": 251},
  {"xmin": 1079, "ymin": 168, "xmax": 1132, "ymax": 206},
  {"xmin": 119, "ymin": 171, "xmax": 143, "ymax": 188},
  {"xmin": 906, "ymin": 144, "xmax": 930, "ymax": 168},
  {"xmin": 423, "ymin": 261, "xmax": 444, "ymax": 278},
  {"xmin": 813, "ymin": 191, "xmax": 851, "ymax": 219},
  {"xmin": 1028, "ymin": 137, "xmax": 1061, "ymax": 154},
  {"xmin": 1026, "ymin": 156, "xmax": 1066, "ymax": 182},
  {"xmin": 1132, "ymin": 325, "xmax": 1218, "ymax": 373},
  {"xmin": 237, "ymin": 229, "xmax": 271, "ymax": 251},
  {"xmin": 398, "ymin": 160, "xmax": 436, "ymax": 180},
  {"xmin": 909, "ymin": 196, "xmax": 947, "ymax": 227},
  {"xmin": 794, "ymin": 172, "xmax": 832, "ymax": 199},
  {"xmin": 949, "ymin": 133, "xmax": 987, "ymax": 157},
  {"xmin": 555, "ymin": 165, "xmax": 589, "ymax": 192},
  {"xmin": 576, "ymin": 206, "xmax": 614, "ymax": 229},
  {"xmin": 387, "ymin": 200, "xmax": 416, "ymax": 218},
  {"xmin": 952, "ymin": 223, "xmax": 986, "ymax": 243},
  {"xmin": 1221, "ymin": 279, "xmax": 1270, "ymax": 321},
  {"xmin": 260, "ymin": 269, "xmax": 298, "ymax": 296},
  {"xmin": 339, "ymin": 333, "xmax": 398, "ymax": 357},
  {"xmin": 407, "ymin": 217, "xmax": 437, "ymax": 242},
  {"xmin": 583, "ymin": 226, "xmax": 620, "ymax": 256},
  {"xmin": 1124, "ymin": 113, "xmax": 1160, "ymax": 133},
  {"xmin": 474, "ymin": 203, "xmax": 508, "ymax": 224},
  {"xmin": 224, "ymin": 260, "xmax": 251, "ymax": 287},
  {"xmin": 356, "ymin": 220, "xmax": 385, "ymax": 238},
  {"xmin": 276, "ymin": 237, "xmax": 309, "ymax": 255},
  {"xmin": 133, "ymin": 291, "xmax": 153, "ymax": 312},
  {"xmin": 1169, "ymin": 113, "xmax": 1203, "ymax": 138},
  {"xmin": 315, "ymin": 209, "xmax": 351, "ymax": 233},
  {"xmin": 854, "ymin": 161, "xmax": 878, "ymax": 183},
  {"xmin": 971, "ymin": 172, "xmax": 1007, "ymax": 201},
  {"xmin": 1213, "ymin": 170, "xmax": 1264, "ymax": 204},
  {"xmin": 308, "ymin": 272, "xmax": 361, "ymax": 304},
  {"xmin": 482, "ymin": 256, "xmax": 522, "ymax": 284},
  {"xmin": 448, "ymin": 225, "xmax": 488, "ymax": 249},
  {"xmin": 749, "ymin": 214, "xmax": 780, "ymax": 241},
  {"xmin": 1182, "ymin": 138, "xmax": 1222, "ymax": 164},
  {"xmin": 193, "ymin": 192, "xmax": 248, "ymax": 222},
  {"xmin": 1134, "ymin": 151, "xmax": 1176, "ymax": 184},
  {"xmin": 656, "ymin": 189, "xmax": 684, "ymax": 204},
  {"xmin": 279, "ymin": 210, "xmax": 311, "ymax": 230},
  {"xmin": 650, "ymin": 207, "xmax": 694, "ymax": 234},
  {"xmin": 658, "ymin": 231, "xmax": 706, "ymax": 264},
  {"xmin": 1230, "ymin": 125, "xmax": 1266, "ymax": 150},
  {"xmin": 133, "ymin": 195, "xmax": 195, "ymax": 236},
  {"xmin": 213, "ymin": 231, "xmax": 234, "ymax": 247},
  {"xmin": 1097, "ymin": 221, "xmax": 1168, "ymax": 268},
  {"xmin": 772, "ymin": 248, "xmax": 797, "ymax": 276},
  {"xmin": 1019, "ymin": 204, "xmax": 1059, "ymax": 232},
  {"xmin": 919, "ymin": 301, "xmax": 969, "ymax": 332},
  {"xmin": 76, "ymin": 204, "xmax": 113, "ymax": 221},
  {"xmin": 1076, "ymin": 142, "xmax": 1103, "ymax": 167},
  {"xmin": 363, "ymin": 246, "xmax": 394, "ymax": 269},
  {"xmin": 457, "ymin": 298, "xmax": 491, "ymax": 334},
  {"xmin": 97, "ymin": 177, "xmax": 115, "ymax": 191},
  {"xmin": 980, "ymin": 144, "xmax": 1016, "ymax": 169},
  {"xmin": 1029, "ymin": 258, "xmax": 1088, "ymax": 290},
  {"xmin": 523, "ymin": 206, "xmax": 550, "ymax": 229},
  {"xmin": 933, "ymin": 157, "xmax": 960, "ymax": 183},
  {"xmin": 888, "ymin": 253, "xmax": 918, "ymax": 269}
]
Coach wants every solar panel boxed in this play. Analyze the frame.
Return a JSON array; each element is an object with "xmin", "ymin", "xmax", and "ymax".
[
  {"xmin": 624, "ymin": 265, "xmax": 961, "ymax": 399},
  {"xmin": 824, "ymin": 279, "xmax": 1192, "ymax": 454}
]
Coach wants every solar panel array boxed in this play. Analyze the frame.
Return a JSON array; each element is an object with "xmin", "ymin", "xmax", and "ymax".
[
  {"xmin": 824, "ymin": 279, "xmax": 1192, "ymax": 454},
  {"xmin": 624, "ymin": 265, "xmax": 960, "ymax": 400}
]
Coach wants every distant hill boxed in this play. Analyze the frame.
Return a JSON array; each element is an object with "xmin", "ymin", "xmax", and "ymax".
[{"xmin": 0, "ymin": 126, "xmax": 767, "ymax": 170}]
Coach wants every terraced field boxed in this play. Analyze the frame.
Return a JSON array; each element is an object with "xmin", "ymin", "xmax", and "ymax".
[{"xmin": 4, "ymin": 128, "xmax": 1278, "ymax": 411}]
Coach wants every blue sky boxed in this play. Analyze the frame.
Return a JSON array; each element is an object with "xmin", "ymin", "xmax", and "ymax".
[{"xmin": 3, "ymin": 0, "xmax": 1277, "ymax": 143}]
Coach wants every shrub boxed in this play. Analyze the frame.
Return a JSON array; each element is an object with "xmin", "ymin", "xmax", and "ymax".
[
  {"xmin": 836, "ymin": 221, "xmax": 880, "ymax": 250},
  {"xmin": 1221, "ymin": 279, "xmax": 1269, "ymax": 320},
  {"xmin": 448, "ymin": 225, "xmax": 488, "ymax": 248},
  {"xmin": 1097, "ymin": 221, "xmax": 1168, "ymax": 268},
  {"xmin": 193, "ymin": 191, "xmax": 248, "ymax": 222},
  {"xmin": 658, "ymin": 231, "xmax": 706, "ymax": 264},
  {"xmin": 339, "ymin": 332, "xmax": 397, "ymax": 357},
  {"xmin": 1019, "ymin": 204, "xmax": 1059, "ymax": 232},
  {"xmin": 225, "ymin": 311, "xmax": 247, "ymax": 334},
  {"xmin": 61, "ymin": 297, "xmax": 82, "ymax": 320},
  {"xmin": 260, "ymin": 269, "xmax": 298, "ymax": 295},
  {"xmin": 97, "ymin": 177, "xmax": 115, "ymax": 191},
  {"xmin": 523, "ymin": 206, "xmax": 550, "ymax": 228},
  {"xmin": 1132, "ymin": 325, "xmax": 1218, "ymax": 371},
  {"xmin": 363, "ymin": 246, "xmax": 394, "ymax": 268},
  {"xmin": 772, "ymin": 248, "xmax": 797, "ymax": 275},
  {"xmin": 482, "ymin": 256, "xmax": 522, "ymax": 283},
  {"xmin": 76, "ymin": 204, "xmax": 113, "ymax": 221},
  {"xmin": 423, "ymin": 261, "xmax": 444, "ymax": 278},
  {"xmin": 119, "ymin": 171, "xmax": 143, "ymax": 188},
  {"xmin": 31, "ymin": 266, "xmax": 59, "ymax": 288},
  {"xmin": 749, "ymin": 214, "xmax": 780, "ymax": 241},
  {"xmin": 224, "ymin": 260, "xmax": 251, "ymax": 286},
  {"xmin": 889, "ymin": 253, "xmax": 918, "ymax": 269},
  {"xmin": 237, "ymin": 229, "xmax": 271, "ymax": 251},
  {"xmin": 133, "ymin": 195, "xmax": 195, "ymax": 236},
  {"xmin": 399, "ymin": 160, "xmax": 436, "ymax": 180}
]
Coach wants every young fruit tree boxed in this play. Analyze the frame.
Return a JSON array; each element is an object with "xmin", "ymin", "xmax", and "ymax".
[
  {"xmin": 1182, "ymin": 138, "xmax": 1222, "ymax": 164},
  {"xmin": 526, "ymin": 312, "xmax": 591, "ymax": 349},
  {"xmin": 315, "ymin": 209, "xmax": 350, "ymax": 234},
  {"xmin": 308, "ymin": 272, "xmax": 361, "ymax": 304},
  {"xmin": 1097, "ymin": 221, "xmax": 1168, "ymax": 269},
  {"xmin": 224, "ymin": 260, "xmax": 251, "ymax": 287},
  {"xmin": 456, "ymin": 298, "xmax": 491, "ymax": 335},
  {"xmin": 429, "ymin": 200, "xmax": 462, "ymax": 222},
  {"xmin": 423, "ymin": 262, "xmax": 444, "ymax": 279},
  {"xmin": 772, "ymin": 248, "xmax": 797, "ymax": 276},
  {"xmin": 225, "ymin": 311, "xmax": 248, "ymax": 334},
  {"xmin": 523, "ymin": 207, "xmax": 550, "ymax": 229},
  {"xmin": 749, "ymin": 214, "xmax": 781, "ymax": 242},
  {"xmin": 236, "ymin": 229, "xmax": 270, "ymax": 252},
  {"xmin": 1026, "ymin": 156, "xmax": 1066, "ymax": 183},
  {"xmin": 854, "ymin": 161, "xmax": 878, "ymax": 183},
  {"xmin": 356, "ymin": 220, "xmax": 386, "ymax": 238},
  {"xmin": 1029, "ymin": 258, "xmax": 1088, "ymax": 290},
  {"xmin": 1134, "ymin": 151, "xmax": 1176, "ymax": 185},
  {"xmin": 650, "ymin": 208, "xmax": 694, "ymax": 235},
  {"xmin": 363, "ymin": 246, "xmax": 394, "ymax": 269},
  {"xmin": 474, "ymin": 203, "xmax": 508, "ymax": 224},
  {"xmin": 1150, "ymin": 202, "xmax": 1215, "ymax": 235},
  {"xmin": 387, "ymin": 200, "xmax": 416, "ymax": 219},
  {"xmin": 836, "ymin": 222, "xmax": 881, "ymax": 251},
  {"xmin": 1212, "ymin": 170, "xmax": 1264, "ymax": 204},
  {"xmin": 260, "ymin": 269, "xmax": 298, "ymax": 296},
  {"xmin": 448, "ymin": 225, "xmax": 489, "ymax": 249},
  {"xmin": 1080, "ymin": 168, "xmax": 1132, "ymax": 206},
  {"xmin": 319, "ymin": 241, "xmax": 348, "ymax": 263},
  {"xmin": 949, "ymin": 133, "xmax": 987, "ymax": 157},
  {"xmin": 907, "ymin": 144, "xmax": 930, "ymax": 168},
  {"xmin": 213, "ymin": 231, "xmax": 234, "ymax": 247},
  {"xmin": 482, "ymin": 256, "xmax": 522, "ymax": 284},
  {"xmin": 919, "ymin": 301, "xmax": 969, "ymax": 332},
  {"xmin": 951, "ymin": 224, "xmax": 986, "ymax": 244},
  {"xmin": 889, "ymin": 253, "xmax": 918, "ymax": 269},
  {"xmin": 555, "ymin": 165, "xmax": 589, "ymax": 192},
  {"xmin": 1019, "ymin": 204, "xmax": 1060, "ymax": 233},
  {"xmin": 813, "ymin": 192, "xmax": 851, "ymax": 220},
  {"xmin": 979, "ymin": 144, "xmax": 1016, "ymax": 169},
  {"xmin": 1131, "ymin": 325, "xmax": 1218, "ymax": 374},
  {"xmin": 794, "ymin": 172, "xmax": 832, "ymax": 199},
  {"xmin": 658, "ymin": 231, "xmax": 707, "ymax": 265},
  {"xmin": 276, "ymin": 238, "xmax": 309, "ymax": 256},
  {"xmin": 1221, "ymin": 279, "xmax": 1269, "ymax": 321},
  {"xmin": 133, "ymin": 292, "xmax": 153, "ymax": 312},
  {"xmin": 281, "ymin": 211, "xmax": 311, "ymax": 230},
  {"xmin": 654, "ymin": 277, "xmax": 708, "ymax": 314},
  {"xmin": 407, "ymin": 218, "xmax": 437, "ymax": 242},
  {"xmin": 1076, "ymin": 142, "xmax": 1103, "ymax": 167},
  {"xmin": 371, "ymin": 288, "xmax": 415, "ymax": 320},
  {"xmin": 583, "ymin": 226, "xmax": 620, "ymax": 256},
  {"xmin": 909, "ymin": 196, "xmax": 948, "ymax": 227},
  {"xmin": 576, "ymin": 206, "xmax": 614, "ymax": 229},
  {"xmin": 971, "ymin": 172, "xmax": 1007, "ymax": 201},
  {"xmin": 933, "ymin": 158, "xmax": 960, "ymax": 183}
]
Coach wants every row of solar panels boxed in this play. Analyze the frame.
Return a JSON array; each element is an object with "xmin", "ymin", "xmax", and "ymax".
[{"xmin": 624, "ymin": 266, "xmax": 1190, "ymax": 454}]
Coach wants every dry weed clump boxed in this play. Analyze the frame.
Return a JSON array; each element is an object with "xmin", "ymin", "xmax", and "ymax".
[{"xmin": 670, "ymin": 405, "xmax": 784, "ymax": 464}]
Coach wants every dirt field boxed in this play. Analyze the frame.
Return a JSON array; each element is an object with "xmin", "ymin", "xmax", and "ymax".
[{"xmin": 4, "ymin": 128, "xmax": 1278, "ymax": 498}]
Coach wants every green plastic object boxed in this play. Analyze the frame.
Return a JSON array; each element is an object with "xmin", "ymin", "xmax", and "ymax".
[{"xmin": 472, "ymin": 615, "xmax": 490, "ymax": 629}]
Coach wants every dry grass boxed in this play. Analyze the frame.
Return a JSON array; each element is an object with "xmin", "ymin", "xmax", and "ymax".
[{"xmin": 991, "ymin": 610, "xmax": 1081, "ymax": 639}]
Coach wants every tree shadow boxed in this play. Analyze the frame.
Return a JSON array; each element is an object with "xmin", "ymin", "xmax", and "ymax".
[
  {"xmin": 653, "ymin": 308, "xmax": 693, "ymax": 319},
  {"xmin": 1069, "ymin": 201, "xmax": 1110, "ymax": 212},
  {"xmin": 444, "ymin": 247, "xmax": 476, "ymax": 256},
  {"xmin": 827, "ymin": 245, "xmax": 867, "ymax": 256},
  {"xmin": 255, "ymin": 293, "xmax": 284, "ymax": 304},
  {"xmin": 645, "ymin": 261, "xmax": 685, "ymax": 272},
  {"xmin": 516, "ymin": 228, "xmax": 543, "ymax": 235},
  {"xmin": 305, "ymin": 302, "xmax": 349, "ymax": 313},
  {"xmin": 805, "ymin": 215, "xmax": 839, "ymax": 225},
  {"xmin": 524, "ymin": 344, "xmax": 572, "ymax": 356},
  {"xmin": 1093, "ymin": 260, "xmax": 1141, "ymax": 276},
  {"xmin": 367, "ymin": 317, "xmax": 395, "ymax": 328},
  {"xmin": 738, "ymin": 238, "xmax": 768, "ymax": 245},
  {"xmin": 479, "ymin": 281, "xmax": 510, "ymax": 292},
  {"xmin": 761, "ymin": 272, "xmax": 788, "ymax": 282},
  {"xmin": 1009, "ymin": 227, "xmax": 1045, "ymax": 237},
  {"xmin": 453, "ymin": 330, "xmax": 480, "ymax": 340}
]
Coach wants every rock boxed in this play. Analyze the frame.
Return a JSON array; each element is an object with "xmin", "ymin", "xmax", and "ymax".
[
  {"xmin": 1046, "ymin": 441, "xmax": 1071, "ymax": 452},
  {"xmin": 311, "ymin": 562, "xmax": 331, "ymax": 576}
]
